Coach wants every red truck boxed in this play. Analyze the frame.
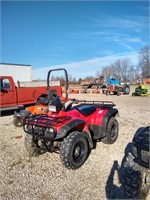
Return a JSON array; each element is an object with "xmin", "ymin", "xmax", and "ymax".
[{"xmin": 0, "ymin": 76, "xmax": 62, "ymax": 111}]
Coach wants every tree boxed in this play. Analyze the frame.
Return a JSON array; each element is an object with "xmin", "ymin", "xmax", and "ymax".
[
  {"xmin": 114, "ymin": 58, "xmax": 131, "ymax": 83},
  {"xmin": 128, "ymin": 65, "xmax": 140, "ymax": 83},
  {"xmin": 84, "ymin": 76, "xmax": 95, "ymax": 80},
  {"xmin": 78, "ymin": 78, "xmax": 82, "ymax": 85},
  {"xmin": 99, "ymin": 58, "xmax": 132, "ymax": 83},
  {"xmin": 138, "ymin": 46, "xmax": 150, "ymax": 78},
  {"xmin": 101, "ymin": 66, "xmax": 113, "ymax": 79}
]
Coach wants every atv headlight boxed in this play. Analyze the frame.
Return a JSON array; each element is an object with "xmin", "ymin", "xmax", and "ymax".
[
  {"xmin": 49, "ymin": 105, "xmax": 57, "ymax": 112},
  {"xmin": 45, "ymin": 127, "xmax": 56, "ymax": 139}
]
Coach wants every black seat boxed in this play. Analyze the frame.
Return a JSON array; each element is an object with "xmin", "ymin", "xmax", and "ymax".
[{"xmin": 77, "ymin": 104, "xmax": 96, "ymax": 116}]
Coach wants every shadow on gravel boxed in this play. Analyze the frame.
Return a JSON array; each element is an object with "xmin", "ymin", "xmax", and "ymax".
[{"xmin": 105, "ymin": 143, "xmax": 132, "ymax": 199}]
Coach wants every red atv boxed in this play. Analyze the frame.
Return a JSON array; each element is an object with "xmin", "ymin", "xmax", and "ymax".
[{"xmin": 23, "ymin": 69, "xmax": 119, "ymax": 170}]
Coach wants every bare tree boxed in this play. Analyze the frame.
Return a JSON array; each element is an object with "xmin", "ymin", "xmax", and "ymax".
[
  {"xmin": 99, "ymin": 58, "xmax": 131, "ymax": 83},
  {"xmin": 114, "ymin": 58, "xmax": 131, "ymax": 82},
  {"xmin": 84, "ymin": 76, "xmax": 95, "ymax": 80},
  {"xmin": 78, "ymin": 78, "xmax": 82, "ymax": 85},
  {"xmin": 128, "ymin": 65, "xmax": 140, "ymax": 83},
  {"xmin": 101, "ymin": 66, "xmax": 113, "ymax": 79},
  {"xmin": 139, "ymin": 46, "xmax": 150, "ymax": 78}
]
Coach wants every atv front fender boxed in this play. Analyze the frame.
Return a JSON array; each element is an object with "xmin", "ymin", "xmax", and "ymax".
[{"xmin": 56, "ymin": 119, "xmax": 94, "ymax": 148}]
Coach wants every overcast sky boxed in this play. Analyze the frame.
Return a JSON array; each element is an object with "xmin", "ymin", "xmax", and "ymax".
[{"xmin": 1, "ymin": 0, "xmax": 149, "ymax": 80}]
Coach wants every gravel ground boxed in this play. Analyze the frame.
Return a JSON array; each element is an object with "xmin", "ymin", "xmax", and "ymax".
[{"xmin": 0, "ymin": 93, "xmax": 150, "ymax": 200}]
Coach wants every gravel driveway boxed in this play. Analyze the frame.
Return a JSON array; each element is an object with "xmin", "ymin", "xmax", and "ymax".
[{"xmin": 0, "ymin": 93, "xmax": 150, "ymax": 200}]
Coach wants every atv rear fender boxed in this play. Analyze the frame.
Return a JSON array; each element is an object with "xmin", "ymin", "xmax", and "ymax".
[{"xmin": 91, "ymin": 108, "xmax": 119, "ymax": 140}]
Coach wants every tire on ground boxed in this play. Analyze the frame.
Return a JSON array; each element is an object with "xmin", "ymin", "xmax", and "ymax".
[
  {"xmin": 121, "ymin": 152, "xmax": 150, "ymax": 199},
  {"xmin": 123, "ymin": 85, "xmax": 130, "ymax": 95},
  {"xmin": 101, "ymin": 117, "xmax": 118, "ymax": 144},
  {"xmin": 60, "ymin": 131, "xmax": 89, "ymax": 170}
]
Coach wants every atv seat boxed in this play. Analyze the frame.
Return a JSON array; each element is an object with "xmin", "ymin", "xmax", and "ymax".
[{"xmin": 77, "ymin": 104, "xmax": 96, "ymax": 116}]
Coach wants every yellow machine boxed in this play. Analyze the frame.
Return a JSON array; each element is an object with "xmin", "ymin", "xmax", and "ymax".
[{"xmin": 132, "ymin": 83, "xmax": 148, "ymax": 96}]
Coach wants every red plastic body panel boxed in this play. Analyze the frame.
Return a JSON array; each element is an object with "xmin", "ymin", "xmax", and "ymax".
[
  {"xmin": 45, "ymin": 107, "xmax": 108, "ymax": 131},
  {"xmin": 0, "ymin": 76, "xmax": 62, "ymax": 109}
]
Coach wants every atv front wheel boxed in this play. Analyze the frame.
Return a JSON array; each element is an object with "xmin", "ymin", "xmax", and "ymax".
[
  {"xmin": 24, "ymin": 134, "xmax": 42, "ymax": 156},
  {"xmin": 121, "ymin": 152, "xmax": 150, "ymax": 199},
  {"xmin": 60, "ymin": 131, "xmax": 89, "ymax": 170},
  {"xmin": 101, "ymin": 117, "xmax": 118, "ymax": 144}
]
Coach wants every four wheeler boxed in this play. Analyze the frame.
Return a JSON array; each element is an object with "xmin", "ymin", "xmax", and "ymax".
[
  {"xmin": 13, "ymin": 68, "xmax": 69, "ymax": 127},
  {"xmin": 132, "ymin": 83, "xmax": 148, "ymax": 96},
  {"xmin": 121, "ymin": 126, "xmax": 150, "ymax": 199},
  {"xmin": 23, "ymin": 68, "xmax": 119, "ymax": 170}
]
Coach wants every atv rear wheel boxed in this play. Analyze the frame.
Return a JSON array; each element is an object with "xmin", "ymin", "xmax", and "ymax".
[
  {"xmin": 60, "ymin": 131, "xmax": 89, "ymax": 170},
  {"xmin": 101, "ymin": 117, "xmax": 118, "ymax": 144},
  {"xmin": 121, "ymin": 152, "xmax": 150, "ymax": 199},
  {"xmin": 24, "ymin": 134, "xmax": 42, "ymax": 156}
]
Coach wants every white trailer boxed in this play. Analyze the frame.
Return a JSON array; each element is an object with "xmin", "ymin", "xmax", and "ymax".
[{"xmin": 0, "ymin": 63, "xmax": 32, "ymax": 83}]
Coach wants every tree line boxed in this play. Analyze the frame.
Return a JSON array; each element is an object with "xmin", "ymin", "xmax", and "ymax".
[
  {"xmin": 96, "ymin": 46, "xmax": 150, "ymax": 83},
  {"xmin": 51, "ymin": 46, "xmax": 150, "ymax": 85}
]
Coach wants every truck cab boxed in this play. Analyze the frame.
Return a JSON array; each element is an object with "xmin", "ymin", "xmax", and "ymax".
[
  {"xmin": 0, "ymin": 76, "xmax": 62, "ymax": 111},
  {"xmin": 0, "ymin": 76, "xmax": 17, "ymax": 108}
]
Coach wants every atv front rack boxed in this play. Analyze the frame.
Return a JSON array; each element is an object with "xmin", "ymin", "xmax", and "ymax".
[
  {"xmin": 24, "ymin": 115, "xmax": 71, "ymax": 127},
  {"xmin": 23, "ymin": 115, "xmax": 72, "ymax": 139}
]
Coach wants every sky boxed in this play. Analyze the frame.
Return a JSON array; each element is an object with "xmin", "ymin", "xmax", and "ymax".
[{"xmin": 1, "ymin": 0, "xmax": 149, "ymax": 80}]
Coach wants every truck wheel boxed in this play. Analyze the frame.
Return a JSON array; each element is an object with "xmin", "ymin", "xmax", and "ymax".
[
  {"xmin": 24, "ymin": 134, "xmax": 42, "ymax": 157},
  {"xmin": 121, "ymin": 153, "xmax": 150, "ymax": 199},
  {"xmin": 101, "ymin": 117, "xmax": 118, "ymax": 144},
  {"xmin": 13, "ymin": 116, "xmax": 23, "ymax": 127},
  {"xmin": 60, "ymin": 131, "xmax": 89, "ymax": 170}
]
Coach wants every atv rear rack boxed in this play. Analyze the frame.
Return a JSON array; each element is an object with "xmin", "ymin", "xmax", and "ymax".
[{"xmin": 73, "ymin": 100, "xmax": 116, "ymax": 108}]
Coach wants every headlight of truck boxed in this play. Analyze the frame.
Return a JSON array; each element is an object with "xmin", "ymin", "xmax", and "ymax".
[{"xmin": 49, "ymin": 105, "xmax": 57, "ymax": 112}]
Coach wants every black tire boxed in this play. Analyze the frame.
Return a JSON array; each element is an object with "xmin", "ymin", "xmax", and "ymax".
[
  {"xmin": 60, "ymin": 131, "xmax": 89, "ymax": 170},
  {"xmin": 24, "ymin": 134, "xmax": 42, "ymax": 156},
  {"xmin": 101, "ymin": 117, "xmax": 118, "ymax": 144},
  {"xmin": 121, "ymin": 153, "xmax": 150, "ymax": 199},
  {"xmin": 13, "ymin": 116, "xmax": 23, "ymax": 127},
  {"xmin": 123, "ymin": 85, "xmax": 130, "ymax": 95}
]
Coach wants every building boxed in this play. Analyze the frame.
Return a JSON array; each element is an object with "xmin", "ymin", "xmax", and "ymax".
[{"xmin": 0, "ymin": 63, "xmax": 32, "ymax": 83}]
